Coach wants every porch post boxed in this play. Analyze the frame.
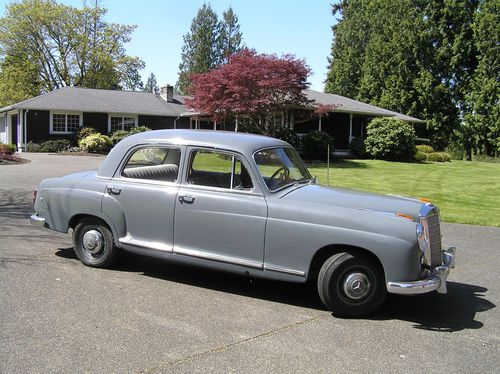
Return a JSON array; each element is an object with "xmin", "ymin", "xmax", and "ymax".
[
  {"xmin": 18, "ymin": 109, "xmax": 23, "ymax": 152},
  {"xmin": 290, "ymin": 112, "xmax": 294, "ymax": 130},
  {"xmin": 189, "ymin": 117, "xmax": 192, "ymax": 129},
  {"xmin": 318, "ymin": 114, "xmax": 322, "ymax": 132},
  {"xmin": 349, "ymin": 113, "xmax": 353, "ymax": 143},
  {"xmin": 235, "ymin": 117, "xmax": 239, "ymax": 132},
  {"xmin": 213, "ymin": 120, "xmax": 217, "ymax": 131}
]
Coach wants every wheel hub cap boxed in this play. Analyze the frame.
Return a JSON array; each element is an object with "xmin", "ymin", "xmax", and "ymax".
[
  {"xmin": 343, "ymin": 272, "xmax": 371, "ymax": 300},
  {"xmin": 82, "ymin": 230, "xmax": 104, "ymax": 254}
]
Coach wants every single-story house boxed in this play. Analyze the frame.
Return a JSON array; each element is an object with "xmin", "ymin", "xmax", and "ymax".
[{"xmin": 0, "ymin": 85, "xmax": 423, "ymax": 151}]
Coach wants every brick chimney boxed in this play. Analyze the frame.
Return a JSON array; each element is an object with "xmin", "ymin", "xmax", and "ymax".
[{"xmin": 160, "ymin": 85, "xmax": 174, "ymax": 102}]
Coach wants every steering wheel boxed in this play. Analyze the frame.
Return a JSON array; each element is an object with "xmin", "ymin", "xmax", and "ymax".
[{"xmin": 270, "ymin": 166, "xmax": 290, "ymax": 180}]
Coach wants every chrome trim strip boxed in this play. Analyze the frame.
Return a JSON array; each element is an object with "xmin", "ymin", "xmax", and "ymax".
[
  {"xmin": 264, "ymin": 264, "xmax": 306, "ymax": 277},
  {"xmin": 30, "ymin": 214, "xmax": 47, "ymax": 228},
  {"xmin": 174, "ymin": 247, "xmax": 263, "ymax": 269},
  {"xmin": 387, "ymin": 246, "xmax": 456, "ymax": 295},
  {"xmin": 119, "ymin": 237, "xmax": 172, "ymax": 252}
]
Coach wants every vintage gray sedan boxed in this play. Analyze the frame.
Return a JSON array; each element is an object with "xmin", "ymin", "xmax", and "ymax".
[{"xmin": 31, "ymin": 130, "xmax": 456, "ymax": 317}]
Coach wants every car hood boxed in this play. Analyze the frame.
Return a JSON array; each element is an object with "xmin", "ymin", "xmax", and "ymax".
[{"xmin": 280, "ymin": 184, "xmax": 424, "ymax": 220}]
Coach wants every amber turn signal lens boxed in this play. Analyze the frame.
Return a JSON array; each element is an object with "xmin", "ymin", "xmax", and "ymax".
[
  {"xmin": 419, "ymin": 197, "xmax": 432, "ymax": 203},
  {"xmin": 396, "ymin": 212, "xmax": 415, "ymax": 221}
]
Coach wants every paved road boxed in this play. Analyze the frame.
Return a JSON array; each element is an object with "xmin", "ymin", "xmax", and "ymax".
[{"xmin": 1, "ymin": 153, "xmax": 499, "ymax": 373}]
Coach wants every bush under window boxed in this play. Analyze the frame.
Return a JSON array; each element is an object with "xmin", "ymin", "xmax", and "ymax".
[
  {"xmin": 79, "ymin": 134, "xmax": 112, "ymax": 153},
  {"xmin": 40, "ymin": 139, "xmax": 71, "ymax": 153}
]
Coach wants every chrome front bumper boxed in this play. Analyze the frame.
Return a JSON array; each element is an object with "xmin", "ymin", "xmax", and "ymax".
[
  {"xmin": 30, "ymin": 214, "xmax": 47, "ymax": 228},
  {"xmin": 387, "ymin": 246, "xmax": 456, "ymax": 295}
]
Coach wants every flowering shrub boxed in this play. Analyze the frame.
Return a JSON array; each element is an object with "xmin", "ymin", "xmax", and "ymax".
[
  {"xmin": 0, "ymin": 143, "xmax": 16, "ymax": 155},
  {"xmin": 79, "ymin": 134, "xmax": 112, "ymax": 153}
]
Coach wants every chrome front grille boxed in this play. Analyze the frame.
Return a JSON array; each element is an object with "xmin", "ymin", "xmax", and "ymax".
[{"xmin": 426, "ymin": 209, "xmax": 443, "ymax": 267}]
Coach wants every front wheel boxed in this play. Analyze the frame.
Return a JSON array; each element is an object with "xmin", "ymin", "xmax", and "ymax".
[
  {"xmin": 317, "ymin": 252, "xmax": 386, "ymax": 317},
  {"xmin": 73, "ymin": 218, "xmax": 118, "ymax": 268}
]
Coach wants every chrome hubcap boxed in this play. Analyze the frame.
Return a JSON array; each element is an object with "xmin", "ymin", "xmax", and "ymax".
[
  {"xmin": 343, "ymin": 272, "xmax": 371, "ymax": 300},
  {"xmin": 82, "ymin": 230, "xmax": 104, "ymax": 254}
]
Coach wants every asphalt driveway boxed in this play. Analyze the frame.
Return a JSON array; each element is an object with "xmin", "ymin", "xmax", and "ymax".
[{"xmin": 1, "ymin": 153, "xmax": 498, "ymax": 373}]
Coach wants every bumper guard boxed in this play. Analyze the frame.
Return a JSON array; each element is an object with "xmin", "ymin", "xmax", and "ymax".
[
  {"xmin": 387, "ymin": 246, "xmax": 456, "ymax": 295},
  {"xmin": 30, "ymin": 214, "xmax": 47, "ymax": 228}
]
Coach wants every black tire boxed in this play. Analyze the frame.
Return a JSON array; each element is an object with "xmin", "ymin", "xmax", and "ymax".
[
  {"xmin": 73, "ymin": 218, "xmax": 118, "ymax": 268},
  {"xmin": 317, "ymin": 252, "xmax": 386, "ymax": 317}
]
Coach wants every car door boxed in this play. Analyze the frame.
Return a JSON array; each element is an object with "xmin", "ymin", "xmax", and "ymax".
[
  {"xmin": 101, "ymin": 145, "xmax": 182, "ymax": 252},
  {"xmin": 173, "ymin": 147, "xmax": 267, "ymax": 269}
]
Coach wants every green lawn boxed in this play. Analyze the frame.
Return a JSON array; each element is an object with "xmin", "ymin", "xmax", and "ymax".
[{"xmin": 308, "ymin": 159, "xmax": 500, "ymax": 227}]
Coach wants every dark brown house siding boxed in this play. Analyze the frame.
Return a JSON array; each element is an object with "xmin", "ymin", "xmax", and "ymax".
[
  {"xmin": 26, "ymin": 110, "xmax": 50, "ymax": 143},
  {"xmin": 138, "ymin": 115, "xmax": 175, "ymax": 130},
  {"xmin": 83, "ymin": 112, "xmax": 108, "ymax": 134}
]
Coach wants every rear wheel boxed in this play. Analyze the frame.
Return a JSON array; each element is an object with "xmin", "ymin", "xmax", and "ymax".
[
  {"xmin": 317, "ymin": 252, "xmax": 386, "ymax": 317},
  {"xmin": 73, "ymin": 218, "xmax": 118, "ymax": 268}
]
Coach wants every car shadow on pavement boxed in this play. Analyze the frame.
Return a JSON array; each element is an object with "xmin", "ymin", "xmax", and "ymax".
[
  {"xmin": 55, "ymin": 247, "xmax": 328, "ymax": 310},
  {"xmin": 55, "ymin": 248, "xmax": 495, "ymax": 328},
  {"xmin": 370, "ymin": 282, "xmax": 495, "ymax": 332}
]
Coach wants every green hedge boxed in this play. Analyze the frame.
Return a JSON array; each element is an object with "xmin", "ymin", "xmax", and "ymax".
[
  {"xmin": 365, "ymin": 117, "xmax": 416, "ymax": 161},
  {"xmin": 301, "ymin": 131, "xmax": 334, "ymax": 160}
]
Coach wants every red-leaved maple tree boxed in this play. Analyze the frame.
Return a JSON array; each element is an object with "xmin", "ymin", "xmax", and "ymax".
[{"xmin": 186, "ymin": 49, "xmax": 311, "ymax": 135}]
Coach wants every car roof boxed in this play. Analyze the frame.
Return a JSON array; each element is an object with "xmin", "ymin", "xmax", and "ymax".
[{"xmin": 98, "ymin": 129, "xmax": 290, "ymax": 178}]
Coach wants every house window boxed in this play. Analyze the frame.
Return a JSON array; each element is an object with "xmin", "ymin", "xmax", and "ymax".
[
  {"xmin": 109, "ymin": 114, "xmax": 137, "ymax": 132},
  {"xmin": 50, "ymin": 112, "xmax": 82, "ymax": 134}
]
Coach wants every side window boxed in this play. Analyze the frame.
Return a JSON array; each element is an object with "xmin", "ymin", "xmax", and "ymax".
[
  {"xmin": 188, "ymin": 150, "xmax": 253, "ymax": 190},
  {"xmin": 121, "ymin": 146, "xmax": 181, "ymax": 182}
]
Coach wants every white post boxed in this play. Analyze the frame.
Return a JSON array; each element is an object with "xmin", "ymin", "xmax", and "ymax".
[
  {"xmin": 349, "ymin": 113, "xmax": 353, "ymax": 143},
  {"xmin": 290, "ymin": 112, "xmax": 294, "ymax": 130},
  {"xmin": 189, "ymin": 117, "xmax": 193, "ymax": 129},
  {"xmin": 195, "ymin": 118, "xmax": 199, "ymax": 129},
  {"xmin": 235, "ymin": 117, "xmax": 239, "ymax": 132},
  {"xmin": 213, "ymin": 120, "xmax": 217, "ymax": 131},
  {"xmin": 18, "ymin": 109, "xmax": 23, "ymax": 152},
  {"xmin": 318, "ymin": 114, "xmax": 322, "ymax": 132}
]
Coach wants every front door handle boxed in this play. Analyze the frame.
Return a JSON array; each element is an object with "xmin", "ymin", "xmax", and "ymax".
[
  {"xmin": 178, "ymin": 195, "xmax": 195, "ymax": 204},
  {"xmin": 106, "ymin": 186, "xmax": 122, "ymax": 195}
]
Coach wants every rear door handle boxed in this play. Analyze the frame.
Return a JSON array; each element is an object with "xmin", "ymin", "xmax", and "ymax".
[
  {"xmin": 106, "ymin": 186, "xmax": 122, "ymax": 195},
  {"xmin": 178, "ymin": 195, "xmax": 195, "ymax": 204}
]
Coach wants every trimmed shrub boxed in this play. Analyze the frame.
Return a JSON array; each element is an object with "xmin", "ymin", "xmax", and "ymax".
[
  {"xmin": 414, "ymin": 151, "xmax": 427, "ymax": 162},
  {"xmin": 365, "ymin": 117, "xmax": 416, "ymax": 161},
  {"xmin": 301, "ymin": 131, "xmax": 334, "ymax": 160},
  {"xmin": 349, "ymin": 137, "xmax": 366, "ymax": 158},
  {"xmin": 79, "ymin": 134, "xmax": 112, "ymax": 153},
  {"xmin": 40, "ymin": 139, "xmax": 71, "ymax": 153},
  {"xmin": 75, "ymin": 127, "xmax": 97, "ymax": 146},
  {"xmin": 415, "ymin": 137, "xmax": 431, "ymax": 146},
  {"xmin": 416, "ymin": 144, "xmax": 435, "ymax": 154},
  {"xmin": 110, "ymin": 130, "xmax": 131, "ymax": 145},
  {"xmin": 426, "ymin": 152, "xmax": 451, "ymax": 162},
  {"xmin": 275, "ymin": 127, "xmax": 301, "ymax": 149},
  {"xmin": 26, "ymin": 141, "xmax": 42, "ymax": 152},
  {"xmin": 128, "ymin": 125, "xmax": 151, "ymax": 135},
  {"xmin": 0, "ymin": 143, "xmax": 16, "ymax": 155}
]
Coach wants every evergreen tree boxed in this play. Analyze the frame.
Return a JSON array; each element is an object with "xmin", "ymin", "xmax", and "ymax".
[
  {"xmin": 219, "ymin": 6, "xmax": 242, "ymax": 64},
  {"xmin": 176, "ymin": 3, "xmax": 221, "ymax": 94},
  {"xmin": 143, "ymin": 73, "xmax": 159, "ymax": 94},
  {"xmin": 465, "ymin": 0, "xmax": 500, "ymax": 157}
]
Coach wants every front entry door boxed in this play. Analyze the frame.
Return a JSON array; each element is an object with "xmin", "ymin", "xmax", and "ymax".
[{"xmin": 173, "ymin": 148, "xmax": 267, "ymax": 268}]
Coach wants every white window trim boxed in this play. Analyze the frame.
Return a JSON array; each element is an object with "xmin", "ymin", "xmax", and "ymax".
[
  {"xmin": 108, "ymin": 113, "xmax": 138, "ymax": 132},
  {"xmin": 49, "ymin": 111, "xmax": 83, "ymax": 134}
]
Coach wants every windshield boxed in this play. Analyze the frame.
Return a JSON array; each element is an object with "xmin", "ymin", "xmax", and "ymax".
[{"xmin": 254, "ymin": 147, "xmax": 312, "ymax": 192}]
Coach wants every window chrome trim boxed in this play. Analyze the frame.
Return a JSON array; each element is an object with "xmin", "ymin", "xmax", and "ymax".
[{"xmin": 185, "ymin": 147, "xmax": 257, "ymax": 194}]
